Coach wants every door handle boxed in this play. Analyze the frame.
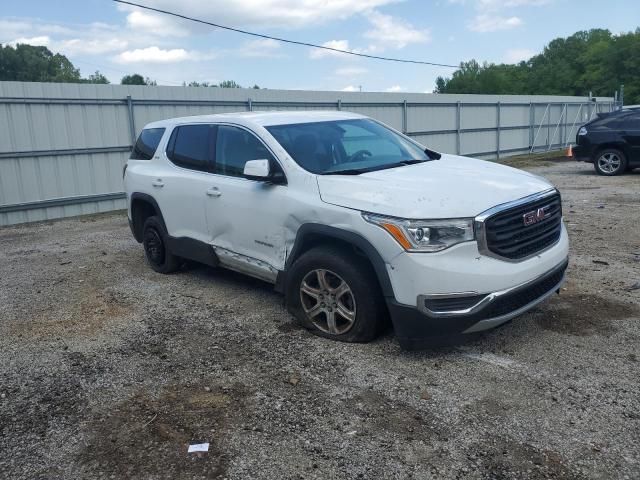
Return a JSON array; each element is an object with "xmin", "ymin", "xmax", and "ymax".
[
  {"xmin": 152, "ymin": 179, "xmax": 164, "ymax": 188},
  {"xmin": 206, "ymin": 187, "xmax": 222, "ymax": 198}
]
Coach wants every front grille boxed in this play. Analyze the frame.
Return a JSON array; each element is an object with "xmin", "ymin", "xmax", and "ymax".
[{"xmin": 484, "ymin": 192, "xmax": 562, "ymax": 260}]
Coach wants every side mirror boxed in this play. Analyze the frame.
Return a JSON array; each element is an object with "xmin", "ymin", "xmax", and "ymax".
[{"xmin": 243, "ymin": 159, "xmax": 271, "ymax": 180}]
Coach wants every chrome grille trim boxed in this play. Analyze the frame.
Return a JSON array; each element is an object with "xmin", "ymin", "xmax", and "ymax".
[{"xmin": 475, "ymin": 188, "xmax": 561, "ymax": 263}]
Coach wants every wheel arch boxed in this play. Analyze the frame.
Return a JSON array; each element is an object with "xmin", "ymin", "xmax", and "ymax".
[
  {"xmin": 276, "ymin": 223, "xmax": 395, "ymax": 299},
  {"xmin": 130, "ymin": 193, "xmax": 166, "ymax": 243},
  {"xmin": 592, "ymin": 142, "xmax": 629, "ymax": 161}
]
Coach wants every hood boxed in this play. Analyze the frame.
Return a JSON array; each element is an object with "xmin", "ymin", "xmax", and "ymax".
[{"xmin": 316, "ymin": 154, "xmax": 555, "ymax": 218}]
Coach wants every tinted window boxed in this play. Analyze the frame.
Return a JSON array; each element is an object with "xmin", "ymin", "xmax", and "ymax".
[
  {"xmin": 130, "ymin": 128, "xmax": 165, "ymax": 160},
  {"xmin": 266, "ymin": 119, "xmax": 428, "ymax": 174},
  {"xmin": 215, "ymin": 125, "xmax": 274, "ymax": 177},
  {"xmin": 168, "ymin": 124, "xmax": 215, "ymax": 172}
]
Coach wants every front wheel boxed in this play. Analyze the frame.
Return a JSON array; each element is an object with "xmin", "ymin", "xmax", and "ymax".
[
  {"xmin": 594, "ymin": 149, "xmax": 627, "ymax": 176},
  {"xmin": 286, "ymin": 246, "xmax": 386, "ymax": 343}
]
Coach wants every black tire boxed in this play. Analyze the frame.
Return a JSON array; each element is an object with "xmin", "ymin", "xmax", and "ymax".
[
  {"xmin": 142, "ymin": 216, "xmax": 180, "ymax": 273},
  {"xmin": 285, "ymin": 246, "xmax": 386, "ymax": 343},
  {"xmin": 593, "ymin": 148, "xmax": 627, "ymax": 176}
]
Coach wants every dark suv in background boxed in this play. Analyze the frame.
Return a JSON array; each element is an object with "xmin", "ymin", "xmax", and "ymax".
[{"xmin": 573, "ymin": 108, "xmax": 640, "ymax": 175}]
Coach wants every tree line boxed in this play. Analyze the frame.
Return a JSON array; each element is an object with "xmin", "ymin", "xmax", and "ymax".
[
  {"xmin": 435, "ymin": 29, "xmax": 640, "ymax": 105},
  {"xmin": 0, "ymin": 43, "xmax": 257, "ymax": 88}
]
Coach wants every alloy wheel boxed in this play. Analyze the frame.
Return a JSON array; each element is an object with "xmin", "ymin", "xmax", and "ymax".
[
  {"xmin": 597, "ymin": 152, "xmax": 621, "ymax": 174},
  {"xmin": 299, "ymin": 269, "xmax": 357, "ymax": 335}
]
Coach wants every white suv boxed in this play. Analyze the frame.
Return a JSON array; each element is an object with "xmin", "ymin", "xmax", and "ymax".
[{"xmin": 124, "ymin": 111, "xmax": 569, "ymax": 349}]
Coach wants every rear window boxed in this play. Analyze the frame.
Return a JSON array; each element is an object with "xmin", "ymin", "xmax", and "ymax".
[
  {"xmin": 166, "ymin": 124, "xmax": 215, "ymax": 172},
  {"xmin": 130, "ymin": 128, "xmax": 165, "ymax": 160},
  {"xmin": 594, "ymin": 112, "xmax": 639, "ymax": 129}
]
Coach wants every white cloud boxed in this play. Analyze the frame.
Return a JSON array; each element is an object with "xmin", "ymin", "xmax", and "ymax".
[
  {"xmin": 449, "ymin": 0, "xmax": 549, "ymax": 6},
  {"xmin": 504, "ymin": 47, "xmax": 535, "ymax": 63},
  {"xmin": 117, "ymin": 0, "xmax": 402, "ymax": 30},
  {"xmin": 310, "ymin": 40, "xmax": 353, "ymax": 59},
  {"xmin": 125, "ymin": 10, "xmax": 191, "ymax": 37},
  {"xmin": 114, "ymin": 46, "xmax": 202, "ymax": 64},
  {"xmin": 1, "ymin": 18, "xmax": 132, "ymax": 57},
  {"xmin": 477, "ymin": 0, "xmax": 550, "ymax": 7},
  {"xmin": 335, "ymin": 66, "xmax": 368, "ymax": 76},
  {"xmin": 58, "ymin": 38, "xmax": 129, "ymax": 55},
  {"xmin": 8, "ymin": 36, "xmax": 50, "ymax": 47},
  {"xmin": 454, "ymin": 0, "xmax": 547, "ymax": 32},
  {"xmin": 468, "ymin": 14, "xmax": 522, "ymax": 32},
  {"xmin": 341, "ymin": 85, "xmax": 360, "ymax": 91},
  {"xmin": 364, "ymin": 10, "xmax": 430, "ymax": 49},
  {"xmin": 385, "ymin": 85, "xmax": 405, "ymax": 92},
  {"xmin": 236, "ymin": 38, "xmax": 282, "ymax": 57}
]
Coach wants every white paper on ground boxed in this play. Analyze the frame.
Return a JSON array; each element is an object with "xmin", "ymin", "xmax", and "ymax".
[{"xmin": 188, "ymin": 443, "xmax": 210, "ymax": 453}]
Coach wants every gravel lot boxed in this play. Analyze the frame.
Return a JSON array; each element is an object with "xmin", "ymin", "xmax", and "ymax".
[{"xmin": 0, "ymin": 158, "xmax": 638, "ymax": 480}]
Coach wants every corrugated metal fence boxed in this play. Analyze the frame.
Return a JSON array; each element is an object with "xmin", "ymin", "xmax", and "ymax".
[{"xmin": 0, "ymin": 81, "xmax": 614, "ymax": 226}]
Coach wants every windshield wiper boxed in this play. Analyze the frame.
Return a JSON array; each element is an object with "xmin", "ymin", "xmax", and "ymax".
[
  {"xmin": 322, "ymin": 169, "xmax": 364, "ymax": 175},
  {"xmin": 397, "ymin": 159, "xmax": 427, "ymax": 165},
  {"xmin": 322, "ymin": 159, "xmax": 429, "ymax": 175}
]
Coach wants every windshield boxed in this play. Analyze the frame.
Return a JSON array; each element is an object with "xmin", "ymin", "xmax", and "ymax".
[{"xmin": 265, "ymin": 119, "xmax": 430, "ymax": 175}]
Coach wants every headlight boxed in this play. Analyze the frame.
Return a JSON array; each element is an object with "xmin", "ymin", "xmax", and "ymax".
[
  {"xmin": 578, "ymin": 126, "xmax": 587, "ymax": 136},
  {"xmin": 362, "ymin": 213, "xmax": 475, "ymax": 252}
]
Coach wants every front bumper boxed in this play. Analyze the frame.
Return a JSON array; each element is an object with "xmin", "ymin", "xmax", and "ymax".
[
  {"xmin": 572, "ymin": 144, "xmax": 593, "ymax": 162},
  {"xmin": 390, "ymin": 258, "xmax": 568, "ymax": 349}
]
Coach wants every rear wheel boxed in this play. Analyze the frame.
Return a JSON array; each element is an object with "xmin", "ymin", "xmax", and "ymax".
[
  {"xmin": 142, "ymin": 216, "xmax": 180, "ymax": 273},
  {"xmin": 286, "ymin": 246, "xmax": 386, "ymax": 343},
  {"xmin": 594, "ymin": 149, "xmax": 627, "ymax": 176}
]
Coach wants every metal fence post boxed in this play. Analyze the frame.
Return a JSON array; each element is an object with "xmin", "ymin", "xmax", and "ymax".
[
  {"xmin": 455, "ymin": 101, "xmax": 461, "ymax": 155},
  {"xmin": 247, "ymin": 98, "xmax": 253, "ymax": 111},
  {"xmin": 402, "ymin": 100, "xmax": 408, "ymax": 133},
  {"xmin": 496, "ymin": 101, "xmax": 501, "ymax": 160},
  {"xmin": 546, "ymin": 103, "xmax": 551, "ymax": 150},
  {"xmin": 337, "ymin": 99, "xmax": 342, "ymax": 111},
  {"xmin": 529, "ymin": 103, "xmax": 534, "ymax": 149},
  {"xmin": 562, "ymin": 103, "xmax": 566, "ymax": 146},
  {"xmin": 126, "ymin": 95, "xmax": 136, "ymax": 145}
]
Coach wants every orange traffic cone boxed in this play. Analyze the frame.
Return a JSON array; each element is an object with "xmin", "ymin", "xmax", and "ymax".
[{"xmin": 566, "ymin": 144, "xmax": 573, "ymax": 157}]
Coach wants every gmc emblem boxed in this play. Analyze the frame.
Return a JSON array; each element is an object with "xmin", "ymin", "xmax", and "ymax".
[{"xmin": 523, "ymin": 206, "xmax": 550, "ymax": 226}]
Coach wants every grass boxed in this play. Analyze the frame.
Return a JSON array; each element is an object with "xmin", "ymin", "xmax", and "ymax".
[{"xmin": 493, "ymin": 149, "xmax": 570, "ymax": 169}]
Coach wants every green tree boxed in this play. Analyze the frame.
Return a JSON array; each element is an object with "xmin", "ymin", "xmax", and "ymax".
[
  {"xmin": 218, "ymin": 80, "xmax": 241, "ymax": 88},
  {"xmin": 0, "ymin": 43, "xmax": 81, "ymax": 82},
  {"xmin": 435, "ymin": 29, "xmax": 640, "ymax": 104},
  {"xmin": 120, "ymin": 73, "xmax": 147, "ymax": 85},
  {"xmin": 82, "ymin": 70, "xmax": 109, "ymax": 84}
]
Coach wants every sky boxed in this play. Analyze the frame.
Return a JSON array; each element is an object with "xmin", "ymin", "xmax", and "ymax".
[{"xmin": 1, "ymin": 0, "xmax": 638, "ymax": 92}]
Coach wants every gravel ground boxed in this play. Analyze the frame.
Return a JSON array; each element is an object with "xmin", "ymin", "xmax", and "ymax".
[{"xmin": 0, "ymin": 159, "xmax": 638, "ymax": 480}]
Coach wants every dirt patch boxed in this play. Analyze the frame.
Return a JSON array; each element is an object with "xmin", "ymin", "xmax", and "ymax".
[
  {"xmin": 534, "ymin": 292, "xmax": 637, "ymax": 336},
  {"xmin": 350, "ymin": 390, "xmax": 449, "ymax": 441},
  {"xmin": 79, "ymin": 383, "xmax": 250, "ymax": 479},
  {"xmin": 468, "ymin": 437, "xmax": 587, "ymax": 480},
  {"xmin": 7, "ymin": 286, "xmax": 133, "ymax": 340}
]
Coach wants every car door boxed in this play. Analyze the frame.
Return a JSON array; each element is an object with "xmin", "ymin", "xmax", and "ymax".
[
  {"xmin": 620, "ymin": 112, "xmax": 640, "ymax": 162},
  {"xmin": 204, "ymin": 124, "xmax": 289, "ymax": 282},
  {"xmin": 152, "ymin": 123, "xmax": 215, "ymax": 242}
]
